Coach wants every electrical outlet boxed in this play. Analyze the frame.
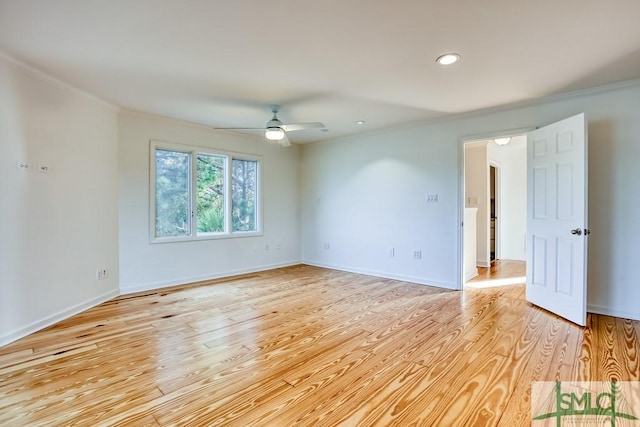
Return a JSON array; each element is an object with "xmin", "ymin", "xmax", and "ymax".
[
  {"xmin": 426, "ymin": 194, "xmax": 438, "ymax": 203},
  {"xmin": 413, "ymin": 250, "xmax": 422, "ymax": 260},
  {"xmin": 388, "ymin": 247, "xmax": 395, "ymax": 257}
]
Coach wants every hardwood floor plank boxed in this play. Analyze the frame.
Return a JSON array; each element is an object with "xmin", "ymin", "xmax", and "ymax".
[
  {"xmin": 617, "ymin": 317, "xmax": 640, "ymax": 380},
  {"xmin": 156, "ymin": 325, "xmax": 368, "ymax": 396},
  {"xmin": 591, "ymin": 315, "xmax": 640, "ymax": 381},
  {"xmin": 232, "ymin": 349, "xmax": 403, "ymax": 426},
  {"xmin": 352, "ymin": 300, "xmax": 547, "ymax": 426},
  {"xmin": 0, "ymin": 348, "xmax": 34, "ymax": 366},
  {"xmin": 271, "ymin": 301, "xmax": 527, "ymax": 425},
  {"xmin": 497, "ymin": 314, "xmax": 573, "ymax": 425},
  {"xmin": 575, "ymin": 314, "xmax": 594, "ymax": 381},
  {"xmin": 0, "ymin": 343, "xmax": 98, "ymax": 377},
  {"xmin": 1, "ymin": 264, "xmax": 639, "ymax": 426},
  {"xmin": 155, "ymin": 379, "xmax": 293, "ymax": 426}
]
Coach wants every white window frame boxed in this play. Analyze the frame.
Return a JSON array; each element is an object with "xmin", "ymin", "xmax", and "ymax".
[{"xmin": 150, "ymin": 140, "xmax": 263, "ymax": 243}]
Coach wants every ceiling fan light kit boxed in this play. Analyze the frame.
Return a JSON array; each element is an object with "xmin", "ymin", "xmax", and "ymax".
[{"xmin": 265, "ymin": 128, "xmax": 285, "ymax": 141}]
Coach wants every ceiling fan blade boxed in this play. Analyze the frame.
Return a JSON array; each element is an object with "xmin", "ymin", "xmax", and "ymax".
[
  {"xmin": 214, "ymin": 127, "xmax": 265, "ymax": 130},
  {"xmin": 279, "ymin": 132, "xmax": 291, "ymax": 147},
  {"xmin": 281, "ymin": 122, "xmax": 325, "ymax": 132}
]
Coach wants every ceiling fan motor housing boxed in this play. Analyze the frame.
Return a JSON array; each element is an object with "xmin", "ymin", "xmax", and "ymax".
[{"xmin": 267, "ymin": 118, "xmax": 283, "ymax": 128}]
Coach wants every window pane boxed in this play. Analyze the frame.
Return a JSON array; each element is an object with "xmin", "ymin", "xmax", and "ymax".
[
  {"xmin": 232, "ymin": 159, "xmax": 258, "ymax": 232},
  {"xmin": 197, "ymin": 154, "xmax": 225, "ymax": 233},
  {"xmin": 155, "ymin": 149, "xmax": 190, "ymax": 237}
]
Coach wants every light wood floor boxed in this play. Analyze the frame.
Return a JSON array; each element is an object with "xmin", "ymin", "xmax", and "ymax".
[
  {"xmin": 468, "ymin": 259, "xmax": 527, "ymax": 283},
  {"xmin": 1, "ymin": 265, "xmax": 639, "ymax": 426}
]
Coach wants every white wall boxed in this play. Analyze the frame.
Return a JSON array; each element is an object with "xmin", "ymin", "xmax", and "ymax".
[
  {"xmin": 463, "ymin": 207, "xmax": 478, "ymax": 281},
  {"xmin": 464, "ymin": 142, "xmax": 489, "ymax": 266},
  {"xmin": 118, "ymin": 112, "xmax": 301, "ymax": 293},
  {"xmin": 301, "ymin": 83, "xmax": 640, "ymax": 320},
  {"xmin": 0, "ymin": 55, "xmax": 120, "ymax": 346},
  {"xmin": 487, "ymin": 136, "xmax": 527, "ymax": 261},
  {"xmin": 301, "ymin": 126, "xmax": 459, "ymax": 289}
]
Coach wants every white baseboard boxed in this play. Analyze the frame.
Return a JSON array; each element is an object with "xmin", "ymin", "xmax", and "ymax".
[
  {"xmin": 464, "ymin": 269, "xmax": 479, "ymax": 282},
  {"xmin": 477, "ymin": 260, "xmax": 491, "ymax": 268},
  {"xmin": 120, "ymin": 260, "xmax": 301, "ymax": 294},
  {"xmin": 0, "ymin": 289, "xmax": 120, "ymax": 348},
  {"xmin": 302, "ymin": 260, "xmax": 458, "ymax": 290},
  {"xmin": 1, "ymin": 262, "xmax": 303, "ymax": 347},
  {"xmin": 588, "ymin": 304, "xmax": 640, "ymax": 321}
]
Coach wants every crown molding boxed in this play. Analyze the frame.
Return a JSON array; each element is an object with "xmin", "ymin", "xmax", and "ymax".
[
  {"xmin": 0, "ymin": 50, "xmax": 120, "ymax": 112},
  {"xmin": 314, "ymin": 77, "xmax": 640, "ymax": 145}
]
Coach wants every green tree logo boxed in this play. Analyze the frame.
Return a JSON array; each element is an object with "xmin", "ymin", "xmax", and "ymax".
[{"xmin": 533, "ymin": 382, "xmax": 639, "ymax": 426}]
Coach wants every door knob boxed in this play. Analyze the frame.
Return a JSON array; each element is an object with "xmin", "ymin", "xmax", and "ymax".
[{"xmin": 571, "ymin": 228, "xmax": 583, "ymax": 236}]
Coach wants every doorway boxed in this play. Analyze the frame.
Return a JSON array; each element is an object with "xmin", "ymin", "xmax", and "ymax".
[
  {"xmin": 459, "ymin": 114, "xmax": 588, "ymax": 325},
  {"xmin": 462, "ymin": 136, "xmax": 527, "ymax": 287},
  {"xmin": 489, "ymin": 164, "xmax": 498, "ymax": 263}
]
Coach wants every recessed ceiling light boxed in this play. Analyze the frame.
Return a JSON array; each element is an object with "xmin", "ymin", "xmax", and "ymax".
[
  {"xmin": 356, "ymin": 120, "xmax": 365, "ymax": 125},
  {"xmin": 436, "ymin": 53, "xmax": 460, "ymax": 65}
]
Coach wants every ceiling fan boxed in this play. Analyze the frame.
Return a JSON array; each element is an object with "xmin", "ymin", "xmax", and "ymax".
[{"xmin": 216, "ymin": 105, "xmax": 325, "ymax": 147}]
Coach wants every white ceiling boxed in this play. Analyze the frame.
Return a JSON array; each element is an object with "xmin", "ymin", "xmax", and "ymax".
[{"xmin": 1, "ymin": 0, "xmax": 640, "ymax": 143}]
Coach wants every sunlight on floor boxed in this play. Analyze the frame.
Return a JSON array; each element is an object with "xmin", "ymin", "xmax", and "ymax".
[{"xmin": 465, "ymin": 276, "xmax": 526, "ymax": 288}]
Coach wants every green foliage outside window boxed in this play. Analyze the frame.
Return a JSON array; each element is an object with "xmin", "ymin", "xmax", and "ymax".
[
  {"xmin": 155, "ymin": 149, "xmax": 190, "ymax": 237},
  {"xmin": 232, "ymin": 159, "xmax": 257, "ymax": 232},
  {"xmin": 153, "ymin": 145, "xmax": 259, "ymax": 240},
  {"xmin": 197, "ymin": 154, "xmax": 225, "ymax": 233}
]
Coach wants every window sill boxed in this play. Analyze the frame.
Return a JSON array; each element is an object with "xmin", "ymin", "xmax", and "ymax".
[{"xmin": 150, "ymin": 231, "xmax": 263, "ymax": 244}]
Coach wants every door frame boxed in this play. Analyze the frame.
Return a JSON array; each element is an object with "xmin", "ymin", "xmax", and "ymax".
[
  {"xmin": 457, "ymin": 127, "xmax": 533, "ymax": 290},
  {"xmin": 489, "ymin": 162, "xmax": 501, "ymax": 262}
]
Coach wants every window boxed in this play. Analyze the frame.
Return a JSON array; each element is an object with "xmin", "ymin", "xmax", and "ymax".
[
  {"xmin": 232, "ymin": 159, "xmax": 258, "ymax": 232},
  {"xmin": 155, "ymin": 149, "xmax": 190, "ymax": 238},
  {"xmin": 197, "ymin": 153, "xmax": 225, "ymax": 234},
  {"xmin": 150, "ymin": 141, "xmax": 261, "ymax": 242}
]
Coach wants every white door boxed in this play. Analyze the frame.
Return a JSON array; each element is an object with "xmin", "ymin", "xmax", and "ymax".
[{"xmin": 526, "ymin": 113, "xmax": 588, "ymax": 326}]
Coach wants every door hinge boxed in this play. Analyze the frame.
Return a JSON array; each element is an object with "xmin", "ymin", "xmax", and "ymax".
[{"xmin": 584, "ymin": 228, "xmax": 591, "ymax": 235}]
